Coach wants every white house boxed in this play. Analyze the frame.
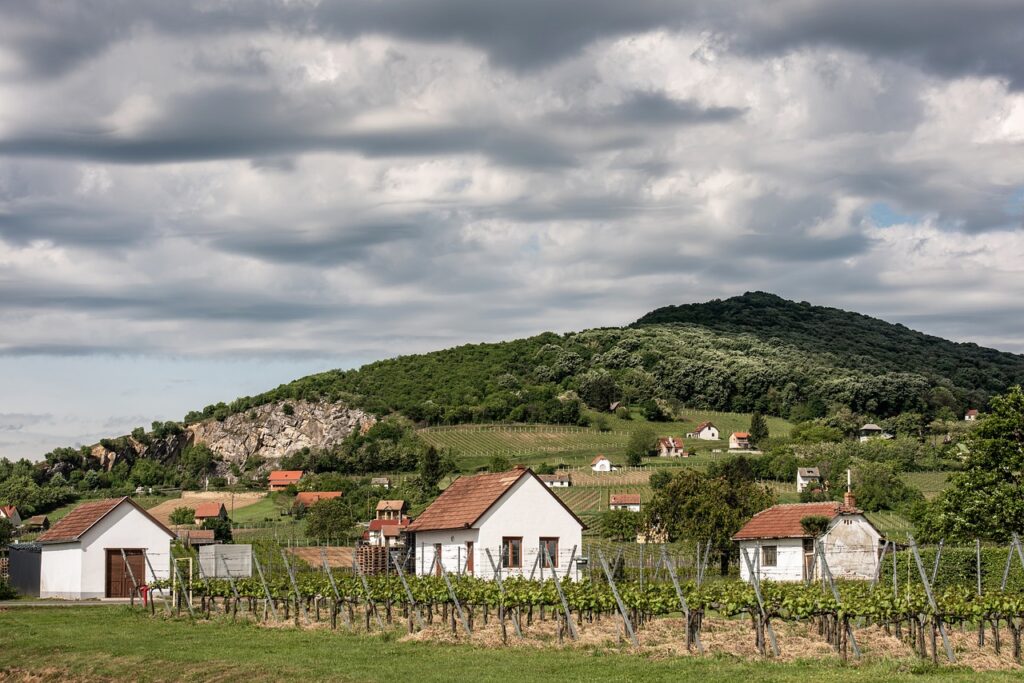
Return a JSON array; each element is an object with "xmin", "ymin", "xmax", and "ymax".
[
  {"xmin": 964, "ymin": 409, "xmax": 979, "ymax": 422},
  {"xmin": 36, "ymin": 497, "xmax": 174, "ymax": 599},
  {"xmin": 733, "ymin": 494, "xmax": 883, "ymax": 583},
  {"xmin": 408, "ymin": 467, "xmax": 586, "ymax": 580},
  {"xmin": 657, "ymin": 437, "xmax": 688, "ymax": 457},
  {"xmin": 590, "ymin": 455, "xmax": 613, "ymax": 472},
  {"xmin": 796, "ymin": 467, "xmax": 821, "ymax": 493},
  {"xmin": 729, "ymin": 432, "xmax": 751, "ymax": 450},
  {"xmin": 0, "ymin": 504, "xmax": 21, "ymax": 527},
  {"xmin": 538, "ymin": 473, "xmax": 572, "ymax": 488},
  {"xmin": 609, "ymin": 493, "xmax": 641, "ymax": 512},
  {"xmin": 686, "ymin": 421, "xmax": 720, "ymax": 440}
]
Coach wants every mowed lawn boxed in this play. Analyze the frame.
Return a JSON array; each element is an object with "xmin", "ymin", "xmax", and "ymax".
[{"xmin": 0, "ymin": 607, "xmax": 1012, "ymax": 683}]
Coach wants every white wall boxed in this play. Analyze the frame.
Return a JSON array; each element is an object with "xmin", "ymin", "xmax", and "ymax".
[
  {"xmin": 820, "ymin": 515, "xmax": 881, "ymax": 580},
  {"xmin": 40, "ymin": 501, "xmax": 172, "ymax": 599},
  {"xmin": 413, "ymin": 474, "xmax": 584, "ymax": 581},
  {"xmin": 739, "ymin": 539, "xmax": 805, "ymax": 582}
]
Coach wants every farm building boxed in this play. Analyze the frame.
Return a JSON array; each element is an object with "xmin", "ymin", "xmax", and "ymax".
[
  {"xmin": 408, "ymin": 466, "xmax": 585, "ymax": 580},
  {"xmin": 365, "ymin": 517, "xmax": 411, "ymax": 547},
  {"xmin": 376, "ymin": 500, "xmax": 408, "ymax": 520},
  {"xmin": 538, "ymin": 473, "xmax": 572, "ymax": 488},
  {"xmin": 295, "ymin": 491, "xmax": 342, "ymax": 508},
  {"xmin": 733, "ymin": 493, "xmax": 883, "ymax": 583},
  {"xmin": 267, "ymin": 470, "xmax": 303, "ymax": 491},
  {"xmin": 177, "ymin": 529, "xmax": 216, "ymax": 548},
  {"xmin": 609, "ymin": 493, "xmax": 642, "ymax": 512},
  {"xmin": 686, "ymin": 421, "xmax": 720, "ymax": 440},
  {"xmin": 591, "ymin": 455, "xmax": 614, "ymax": 472},
  {"xmin": 857, "ymin": 424, "xmax": 892, "ymax": 442},
  {"xmin": 192, "ymin": 502, "xmax": 227, "ymax": 525},
  {"xmin": 965, "ymin": 409, "xmax": 979, "ymax": 421},
  {"xmin": 796, "ymin": 467, "xmax": 821, "ymax": 493},
  {"xmin": 657, "ymin": 437, "xmax": 688, "ymax": 457},
  {"xmin": 35, "ymin": 497, "xmax": 174, "ymax": 599},
  {"xmin": 729, "ymin": 432, "xmax": 751, "ymax": 450},
  {"xmin": 0, "ymin": 505, "xmax": 21, "ymax": 527},
  {"xmin": 371, "ymin": 477, "xmax": 391, "ymax": 489}
]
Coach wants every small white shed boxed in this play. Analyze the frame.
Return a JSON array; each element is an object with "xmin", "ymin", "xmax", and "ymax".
[
  {"xmin": 36, "ymin": 497, "xmax": 174, "ymax": 599},
  {"xmin": 408, "ymin": 467, "xmax": 585, "ymax": 580},
  {"xmin": 687, "ymin": 421, "xmax": 720, "ymax": 440},
  {"xmin": 590, "ymin": 455, "xmax": 613, "ymax": 472}
]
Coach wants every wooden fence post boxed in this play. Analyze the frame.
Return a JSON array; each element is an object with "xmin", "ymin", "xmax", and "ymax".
[{"xmin": 597, "ymin": 549, "xmax": 638, "ymax": 647}]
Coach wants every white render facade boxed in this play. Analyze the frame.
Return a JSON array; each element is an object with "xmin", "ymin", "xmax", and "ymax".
[
  {"xmin": 413, "ymin": 474, "xmax": 584, "ymax": 581},
  {"xmin": 39, "ymin": 501, "xmax": 173, "ymax": 599},
  {"xmin": 738, "ymin": 513, "xmax": 883, "ymax": 583},
  {"xmin": 688, "ymin": 425, "xmax": 719, "ymax": 440},
  {"xmin": 591, "ymin": 457, "xmax": 612, "ymax": 472}
]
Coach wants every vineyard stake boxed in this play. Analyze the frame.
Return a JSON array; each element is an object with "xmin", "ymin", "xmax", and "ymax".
[
  {"xmin": 120, "ymin": 548, "xmax": 141, "ymax": 607},
  {"xmin": 171, "ymin": 556, "xmax": 196, "ymax": 619},
  {"xmin": 740, "ymin": 547, "xmax": 780, "ymax": 657},
  {"xmin": 320, "ymin": 548, "xmax": 350, "ymax": 628},
  {"xmin": 353, "ymin": 553, "xmax": 386, "ymax": 631},
  {"xmin": 485, "ymin": 548, "xmax": 522, "ymax": 638},
  {"xmin": 280, "ymin": 549, "xmax": 309, "ymax": 625},
  {"xmin": 931, "ymin": 539, "xmax": 944, "ymax": 586},
  {"xmin": 872, "ymin": 541, "xmax": 889, "ymax": 590},
  {"xmin": 815, "ymin": 541, "xmax": 861, "ymax": 660},
  {"xmin": 433, "ymin": 553, "xmax": 472, "ymax": 638},
  {"xmin": 598, "ymin": 549, "xmax": 638, "ymax": 647},
  {"xmin": 662, "ymin": 545, "xmax": 703, "ymax": 654},
  {"xmin": 976, "ymin": 538, "xmax": 984, "ymax": 647},
  {"xmin": 253, "ymin": 554, "xmax": 277, "ymax": 622},
  {"xmin": 143, "ymin": 550, "xmax": 171, "ymax": 614},
  {"xmin": 389, "ymin": 550, "xmax": 424, "ymax": 631},
  {"xmin": 908, "ymin": 536, "xmax": 955, "ymax": 663},
  {"xmin": 543, "ymin": 544, "xmax": 578, "ymax": 640}
]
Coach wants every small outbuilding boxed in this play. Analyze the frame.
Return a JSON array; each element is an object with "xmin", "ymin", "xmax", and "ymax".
[
  {"xmin": 192, "ymin": 502, "xmax": 227, "ymax": 526},
  {"xmin": 964, "ymin": 409, "xmax": 979, "ymax": 421},
  {"xmin": 0, "ymin": 505, "xmax": 21, "ymax": 527},
  {"xmin": 609, "ymin": 493, "xmax": 642, "ymax": 512},
  {"xmin": 371, "ymin": 477, "xmax": 392, "ymax": 489},
  {"xmin": 538, "ymin": 473, "xmax": 572, "ymax": 488},
  {"xmin": 590, "ymin": 455, "xmax": 613, "ymax": 472},
  {"xmin": 729, "ymin": 432, "xmax": 751, "ymax": 450},
  {"xmin": 686, "ymin": 421, "xmax": 720, "ymax": 440},
  {"xmin": 36, "ymin": 497, "xmax": 174, "ymax": 599},
  {"xmin": 796, "ymin": 467, "xmax": 821, "ymax": 493},
  {"xmin": 268, "ymin": 470, "xmax": 303, "ymax": 491}
]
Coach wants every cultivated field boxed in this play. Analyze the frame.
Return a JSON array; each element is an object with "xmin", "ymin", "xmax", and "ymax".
[
  {"xmin": 147, "ymin": 491, "xmax": 266, "ymax": 526},
  {"xmin": 901, "ymin": 471, "xmax": 951, "ymax": 499}
]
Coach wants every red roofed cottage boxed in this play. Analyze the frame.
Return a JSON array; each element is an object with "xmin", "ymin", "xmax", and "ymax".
[
  {"xmin": 408, "ymin": 467, "xmax": 585, "ymax": 580},
  {"xmin": 267, "ymin": 470, "xmax": 303, "ymax": 491},
  {"xmin": 732, "ymin": 493, "xmax": 883, "ymax": 583},
  {"xmin": 36, "ymin": 497, "xmax": 174, "ymax": 599}
]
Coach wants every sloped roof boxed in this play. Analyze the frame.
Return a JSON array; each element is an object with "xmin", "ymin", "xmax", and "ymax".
[
  {"xmin": 966, "ymin": 409, "xmax": 979, "ymax": 416},
  {"xmin": 591, "ymin": 454, "xmax": 609, "ymax": 465},
  {"xmin": 732, "ymin": 432, "xmax": 750, "ymax": 439},
  {"xmin": 268, "ymin": 470, "xmax": 303, "ymax": 483},
  {"xmin": 693, "ymin": 421, "xmax": 717, "ymax": 432},
  {"xmin": 732, "ymin": 502, "xmax": 859, "ymax": 541},
  {"xmin": 860, "ymin": 423, "xmax": 882, "ymax": 431},
  {"xmin": 797, "ymin": 467, "xmax": 820, "ymax": 478},
  {"xmin": 610, "ymin": 493, "xmax": 642, "ymax": 506},
  {"xmin": 0, "ymin": 505, "xmax": 17, "ymax": 519},
  {"xmin": 368, "ymin": 518, "xmax": 410, "ymax": 532},
  {"xmin": 407, "ymin": 468, "xmax": 586, "ymax": 533},
  {"xmin": 193, "ymin": 502, "xmax": 225, "ymax": 518},
  {"xmin": 376, "ymin": 499, "xmax": 407, "ymax": 512},
  {"xmin": 539, "ymin": 473, "xmax": 571, "ymax": 482},
  {"xmin": 37, "ymin": 497, "xmax": 174, "ymax": 544},
  {"xmin": 295, "ymin": 491, "xmax": 342, "ymax": 507}
]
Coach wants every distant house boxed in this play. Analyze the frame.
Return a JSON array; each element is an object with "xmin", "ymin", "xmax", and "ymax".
[
  {"xmin": 365, "ymin": 517, "xmax": 411, "ymax": 548},
  {"xmin": 0, "ymin": 505, "xmax": 21, "ymax": 527},
  {"xmin": 23, "ymin": 515, "xmax": 50, "ymax": 532},
  {"xmin": 370, "ymin": 477, "xmax": 392, "ymax": 489},
  {"xmin": 591, "ymin": 455, "xmax": 614, "ymax": 472},
  {"xmin": 796, "ymin": 467, "xmax": 821, "ymax": 493},
  {"xmin": 295, "ymin": 491, "xmax": 342, "ymax": 509},
  {"xmin": 36, "ymin": 497, "xmax": 174, "ymax": 599},
  {"xmin": 268, "ymin": 470, "xmax": 303, "ymax": 491},
  {"xmin": 733, "ymin": 493, "xmax": 883, "ymax": 583},
  {"xmin": 858, "ymin": 424, "xmax": 886, "ymax": 442},
  {"xmin": 657, "ymin": 437, "xmax": 688, "ymax": 458},
  {"xmin": 177, "ymin": 529, "xmax": 216, "ymax": 548},
  {"xmin": 686, "ymin": 421, "xmax": 720, "ymax": 440},
  {"xmin": 729, "ymin": 432, "xmax": 751, "ymax": 450},
  {"xmin": 538, "ymin": 473, "xmax": 572, "ymax": 488},
  {"xmin": 408, "ymin": 466, "xmax": 585, "ymax": 579},
  {"xmin": 609, "ymin": 493, "xmax": 642, "ymax": 512},
  {"xmin": 609, "ymin": 401, "xmax": 623, "ymax": 413},
  {"xmin": 965, "ymin": 409, "xmax": 979, "ymax": 421},
  {"xmin": 193, "ymin": 502, "xmax": 227, "ymax": 526},
  {"xmin": 376, "ymin": 500, "xmax": 408, "ymax": 521}
]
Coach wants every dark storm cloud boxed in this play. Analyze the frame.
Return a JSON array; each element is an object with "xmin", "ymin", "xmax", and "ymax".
[
  {"xmin": 0, "ymin": 202, "xmax": 154, "ymax": 248},
  {"xmin": 549, "ymin": 91, "xmax": 746, "ymax": 128}
]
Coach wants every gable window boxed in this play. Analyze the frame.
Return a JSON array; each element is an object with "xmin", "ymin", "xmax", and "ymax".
[
  {"xmin": 502, "ymin": 537, "xmax": 522, "ymax": 569},
  {"xmin": 540, "ymin": 537, "xmax": 559, "ymax": 568},
  {"xmin": 762, "ymin": 545, "xmax": 778, "ymax": 567}
]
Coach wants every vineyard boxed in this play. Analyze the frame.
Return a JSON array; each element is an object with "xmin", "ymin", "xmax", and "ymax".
[
  {"xmin": 141, "ymin": 539, "xmax": 1024, "ymax": 671},
  {"xmin": 418, "ymin": 424, "xmax": 627, "ymax": 459}
]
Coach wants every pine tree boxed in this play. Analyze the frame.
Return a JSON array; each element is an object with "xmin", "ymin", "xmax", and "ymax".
[{"xmin": 749, "ymin": 411, "xmax": 769, "ymax": 444}]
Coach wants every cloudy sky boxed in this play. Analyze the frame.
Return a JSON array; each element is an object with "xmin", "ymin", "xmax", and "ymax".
[{"xmin": 2, "ymin": 1, "xmax": 1024, "ymax": 460}]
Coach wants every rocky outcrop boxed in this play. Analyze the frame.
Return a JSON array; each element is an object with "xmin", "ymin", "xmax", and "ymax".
[{"xmin": 187, "ymin": 400, "xmax": 375, "ymax": 470}]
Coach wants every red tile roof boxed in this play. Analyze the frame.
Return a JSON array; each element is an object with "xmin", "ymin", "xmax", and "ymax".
[
  {"xmin": 268, "ymin": 470, "xmax": 303, "ymax": 484},
  {"xmin": 376, "ymin": 500, "xmax": 407, "ymax": 512},
  {"xmin": 692, "ymin": 421, "xmax": 717, "ymax": 432},
  {"xmin": 732, "ymin": 432, "xmax": 750, "ymax": 439},
  {"xmin": 193, "ymin": 502, "xmax": 225, "ymax": 518},
  {"xmin": 407, "ymin": 468, "xmax": 586, "ymax": 533},
  {"xmin": 591, "ymin": 455, "xmax": 609, "ymax": 465},
  {"xmin": 0, "ymin": 505, "xmax": 17, "ymax": 519},
  {"xmin": 295, "ymin": 492, "xmax": 342, "ymax": 507},
  {"xmin": 966, "ymin": 409, "xmax": 979, "ymax": 416},
  {"xmin": 610, "ymin": 493, "xmax": 642, "ymax": 506},
  {"xmin": 37, "ymin": 497, "xmax": 174, "ymax": 544},
  {"xmin": 368, "ymin": 518, "xmax": 410, "ymax": 532},
  {"xmin": 732, "ymin": 502, "xmax": 860, "ymax": 541}
]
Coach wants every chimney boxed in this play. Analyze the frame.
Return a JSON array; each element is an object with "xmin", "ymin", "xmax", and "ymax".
[{"xmin": 844, "ymin": 491, "xmax": 856, "ymax": 509}]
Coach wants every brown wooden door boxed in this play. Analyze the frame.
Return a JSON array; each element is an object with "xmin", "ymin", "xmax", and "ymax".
[
  {"xmin": 466, "ymin": 542, "xmax": 474, "ymax": 575},
  {"xmin": 434, "ymin": 544, "xmax": 443, "ymax": 576},
  {"xmin": 105, "ymin": 549, "xmax": 145, "ymax": 598}
]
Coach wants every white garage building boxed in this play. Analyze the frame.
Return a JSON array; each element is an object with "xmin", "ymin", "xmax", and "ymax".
[
  {"xmin": 408, "ymin": 466, "xmax": 586, "ymax": 580},
  {"xmin": 36, "ymin": 497, "xmax": 174, "ymax": 599}
]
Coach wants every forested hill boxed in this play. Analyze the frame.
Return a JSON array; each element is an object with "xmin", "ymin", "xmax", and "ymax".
[
  {"xmin": 634, "ymin": 292, "xmax": 1024, "ymax": 394},
  {"xmin": 185, "ymin": 293, "xmax": 1023, "ymax": 428}
]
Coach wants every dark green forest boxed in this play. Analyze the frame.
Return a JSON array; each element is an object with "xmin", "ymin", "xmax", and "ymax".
[{"xmin": 190, "ymin": 293, "xmax": 1014, "ymax": 427}]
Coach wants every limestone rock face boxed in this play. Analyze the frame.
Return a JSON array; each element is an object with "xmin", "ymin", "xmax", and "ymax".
[{"xmin": 187, "ymin": 400, "xmax": 375, "ymax": 469}]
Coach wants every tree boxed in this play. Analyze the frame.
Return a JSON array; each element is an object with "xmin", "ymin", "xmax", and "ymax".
[
  {"xmin": 921, "ymin": 386, "xmax": 1024, "ymax": 541},
  {"xmin": 649, "ymin": 469, "xmax": 672, "ymax": 490},
  {"xmin": 599, "ymin": 509, "xmax": 642, "ymax": 541},
  {"xmin": 626, "ymin": 425, "xmax": 657, "ymax": 466},
  {"xmin": 306, "ymin": 498, "xmax": 355, "ymax": 540},
  {"xmin": 202, "ymin": 516, "xmax": 232, "ymax": 543},
  {"xmin": 0, "ymin": 517, "xmax": 13, "ymax": 546},
  {"xmin": 640, "ymin": 400, "xmax": 669, "ymax": 422},
  {"xmin": 799, "ymin": 515, "xmax": 831, "ymax": 537},
  {"xmin": 646, "ymin": 469, "xmax": 775, "ymax": 574},
  {"xmin": 488, "ymin": 455, "xmax": 511, "ymax": 472},
  {"xmin": 576, "ymin": 370, "xmax": 620, "ymax": 410},
  {"xmin": 417, "ymin": 446, "xmax": 450, "ymax": 492},
  {"xmin": 169, "ymin": 506, "xmax": 195, "ymax": 527},
  {"xmin": 748, "ymin": 412, "xmax": 769, "ymax": 445}
]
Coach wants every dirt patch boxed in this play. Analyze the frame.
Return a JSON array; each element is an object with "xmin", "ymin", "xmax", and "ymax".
[{"xmin": 147, "ymin": 493, "xmax": 266, "ymax": 526}]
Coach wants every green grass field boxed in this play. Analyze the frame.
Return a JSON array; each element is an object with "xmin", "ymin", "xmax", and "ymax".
[
  {"xmin": 900, "ymin": 471, "xmax": 951, "ymax": 500},
  {"xmin": 0, "ymin": 607, "xmax": 1011, "ymax": 682}
]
